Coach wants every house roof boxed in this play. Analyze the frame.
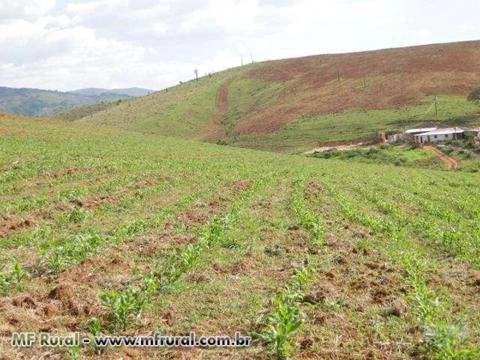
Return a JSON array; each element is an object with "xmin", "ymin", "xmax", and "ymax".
[
  {"xmin": 405, "ymin": 127, "xmax": 438, "ymax": 134},
  {"xmin": 414, "ymin": 127, "xmax": 464, "ymax": 137}
]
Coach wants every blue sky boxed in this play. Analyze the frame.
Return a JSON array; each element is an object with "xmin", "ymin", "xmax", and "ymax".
[{"xmin": 0, "ymin": 0, "xmax": 479, "ymax": 91}]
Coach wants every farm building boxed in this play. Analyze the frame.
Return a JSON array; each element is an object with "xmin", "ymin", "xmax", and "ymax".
[
  {"xmin": 388, "ymin": 127, "xmax": 437, "ymax": 143},
  {"xmin": 387, "ymin": 133, "xmax": 403, "ymax": 143},
  {"xmin": 405, "ymin": 127, "xmax": 438, "ymax": 135},
  {"xmin": 404, "ymin": 127, "xmax": 438, "ymax": 139},
  {"xmin": 414, "ymin": 127, "xmax": 464, "ymax": 144},
  {"xmin": 387, "ymin": 127, "xmax": 437, "ymax": 143}
]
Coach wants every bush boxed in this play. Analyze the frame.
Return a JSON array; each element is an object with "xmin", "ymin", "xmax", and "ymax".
[
  {"xmin": 467, "ymin": 87, "xmax": 480, "ymax": 103},
  {"xmin": 442, "ymin": 146, "xmax": 454, "ymax": 155},
  {"xmin": 394, "ymin": 158, "xmax": 406, "ymax": 166}
]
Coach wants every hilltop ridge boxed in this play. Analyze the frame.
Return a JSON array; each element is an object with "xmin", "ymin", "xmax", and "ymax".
[{"xmin": 66, "ymin": 41, "xmax": 480, "ymax": 152}]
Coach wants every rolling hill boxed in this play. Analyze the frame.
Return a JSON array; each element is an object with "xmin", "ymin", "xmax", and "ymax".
[
  {"xmin": 1, "ymin": 112, "xmax": 479, "ymax": 358},
  {"xmin": 72, "ymin": 87, "xmax": 153, "ymax": 97},
  {"xmin": 69, "ymin": 41, "xmax": 480, "ymax": 152},
  {"xmin": 0, "ymin": 87, "xmax": 150, "ymax": 117}
]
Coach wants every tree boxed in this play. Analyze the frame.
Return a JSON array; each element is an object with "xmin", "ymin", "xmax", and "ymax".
[
  {"xmin": 467, "ymin": 87, "xmax": 480, "ymax": 103},
  {"xmin": 194, "ymin": 69, "xmax": 198, "ymax": 81}
]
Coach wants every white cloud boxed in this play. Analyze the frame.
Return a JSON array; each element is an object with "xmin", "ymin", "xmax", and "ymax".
[
  {"xmin": 0, "ymin": 0, "xmax": 55, "ymax": 21},
  {"xmin": 0, "ymin": 0, "xmax": 479, "ymax": 91}
]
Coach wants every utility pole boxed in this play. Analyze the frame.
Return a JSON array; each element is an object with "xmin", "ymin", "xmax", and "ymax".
[
  {"xmin": 434, "ymin": 95, "xmax": 438, "ymax": 118},
  {"xmin": 194, "ymin": 69, "xmax": 198, "ymax": 81}
]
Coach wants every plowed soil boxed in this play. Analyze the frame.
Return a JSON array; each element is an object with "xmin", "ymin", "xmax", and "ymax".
[{"xmin": 232, "ymin": 41, "xmax": 480, "ymax": 134}]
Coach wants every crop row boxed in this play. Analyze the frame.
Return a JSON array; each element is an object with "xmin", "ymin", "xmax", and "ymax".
[
  {"xmin": 255, "ymin": 178, "xmax": 325, "ymax": 359},
  {"xmin": 321, "ymin": 180, "xmax": 479, "ymax": 358}
]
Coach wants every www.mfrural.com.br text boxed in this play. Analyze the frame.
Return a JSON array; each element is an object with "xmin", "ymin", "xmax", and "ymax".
[{"xmin": 11, "ymin": 332, "xmax": 252, "ymax": 348}]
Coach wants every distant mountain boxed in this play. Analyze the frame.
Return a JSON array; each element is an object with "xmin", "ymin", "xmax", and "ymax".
[
  {"xmin": 72, "ymin": 87, "xmax": 153, "ymax": 97},
  {"xmin": 0, "ymin": 86, "xmax": 154, "ymax": 117}
]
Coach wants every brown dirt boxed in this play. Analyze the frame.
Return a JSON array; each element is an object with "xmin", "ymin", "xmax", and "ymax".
[
  {"xmin": 305, "ymin": 141, "xmax": 366, "ymax": 154},
  {"xmin": 0, "ymin": 193, "xmax": 117, "ymax": 238},
  {"xmin": 423, "ymin": 145, "xmax": 459, "ymax": 170},
  {"xmin": 67, "ymin": 194, "xmax": 117, "ymax": 210},
  {"xmin": 203, "ymin": 78, "xmax": 234, "ymax": 140},
  {"xmin": 0, "ymin": 218, "xmax": 34, "ymax": 237},
  {"xmin": 212, "ymin": 260, "xmax": 248, "ymax": 275},
  {"xmin": 40, "ymin": 166, "xmax": 93, "ymax": 179},
  {"xmin": 229, "ymin": 41, "xmax": 480, "ymax": 135},
  {"xmin": 232, "ymin": 179, "xmax": 253, "ymax": 194}
]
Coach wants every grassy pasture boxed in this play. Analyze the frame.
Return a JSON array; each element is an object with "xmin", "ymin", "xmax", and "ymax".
[
  {"xmin": 231, "ymin": 95, "xmax": 480, "ymax": 153},
  {"xmin": 1, "ymin": 115, "xmax": 480, "ymax": 359},
  {"xmin": 309, "ymin": 144, "xmax": 445, "ymax": 170}
]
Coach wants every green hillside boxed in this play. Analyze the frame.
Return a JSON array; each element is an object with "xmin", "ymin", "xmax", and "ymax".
[
  {"xmin": 1, "ymin": 114, "xmax": 480, "ymax": 358},
  {"xmin": 76, "ymin": 67, "xmax": 248, "ymax": 138},
  {"xmin": 70, "ymin": 41, "xmax": 480, "ymax": 153}
]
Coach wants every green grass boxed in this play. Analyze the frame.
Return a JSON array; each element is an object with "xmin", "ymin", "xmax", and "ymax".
[
  {"xmin": 78, "ymin": 67, "xmax": 251, "ymax": 139},
  {"xmin": 309, "ymin": 143, "xmax": 444, "ymax": 169},
  {"xmin": 1, "ymin": 115, "xmax": 479, "ymax": 358}
]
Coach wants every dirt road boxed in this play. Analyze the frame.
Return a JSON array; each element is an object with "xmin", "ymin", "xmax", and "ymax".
[
  {"xmin": 304, "ymin": 142, "xmax": 365, "ymax": 154},
  {"xmin": 202, "ymin": 79, "xmax": 232, "ymax": 140},
  {"xmin": 423, "ymin": 145, "xmax": 459, "ymax": 170}
]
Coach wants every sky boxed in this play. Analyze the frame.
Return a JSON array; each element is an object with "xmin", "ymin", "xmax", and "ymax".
[{"xmin": 0, "ymin": 0, "xmax": 479, "ymax": 91}]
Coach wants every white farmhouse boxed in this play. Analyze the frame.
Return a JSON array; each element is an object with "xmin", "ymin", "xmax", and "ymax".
[
  {"xmin": 414, "ymin": 127, "xmax": 464, "ymax": 144},
  {"xmin": 405, "ymin": 127, "xmax": 438, "ymax": 136},
  {"xmin": 402, "ymin": 127, "xmax": 438, "ymax": 142}
]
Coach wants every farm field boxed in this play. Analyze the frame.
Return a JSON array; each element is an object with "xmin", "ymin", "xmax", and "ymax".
[{"xmin": 1, "ymin": 114, "xmax": 480, "ymax": 359}]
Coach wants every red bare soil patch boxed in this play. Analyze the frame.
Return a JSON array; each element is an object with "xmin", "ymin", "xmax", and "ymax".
[
  {"xmin": 234, "ymin": 41, "xmax": 480, "ymax": 135},
  {"xmin": 0, "ymin": 217, "xmax": 34, "ymax": 237},
  {"xmin": 39, "ymin": 166, "xmax": 99, "ymax": 180},
  {"xmin": 66, "ymin": 194, "xmax": 117, "ymax": 210},
  {"xmin": 0, "ymin": 256, "xmax": 133, "ymax": 351},
  {"xmin": 0, "ymin": 193, "xmax": 117, "ymax": 238},
  {"xmin": 203, "ymin": 78, "xmax": 234, "ymax": 140}
]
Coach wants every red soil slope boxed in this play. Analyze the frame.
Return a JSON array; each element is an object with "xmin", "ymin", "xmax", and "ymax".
[
  {"xmin": 202, "ymin": 79, "xmax": 232, "ymax": 140},
  {"xmin": 227, "ymin": 41, "xmax": 480, "ymax": 135}
]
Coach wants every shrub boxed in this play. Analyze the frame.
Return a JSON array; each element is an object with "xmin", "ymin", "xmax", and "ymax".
[
  {"xmin": 467, "ymin": 87, "xmax": 480, "ymax": 103},
  {"xmin": 394, "ymin": 158, "xmax": 406, "ymax": 166}
]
